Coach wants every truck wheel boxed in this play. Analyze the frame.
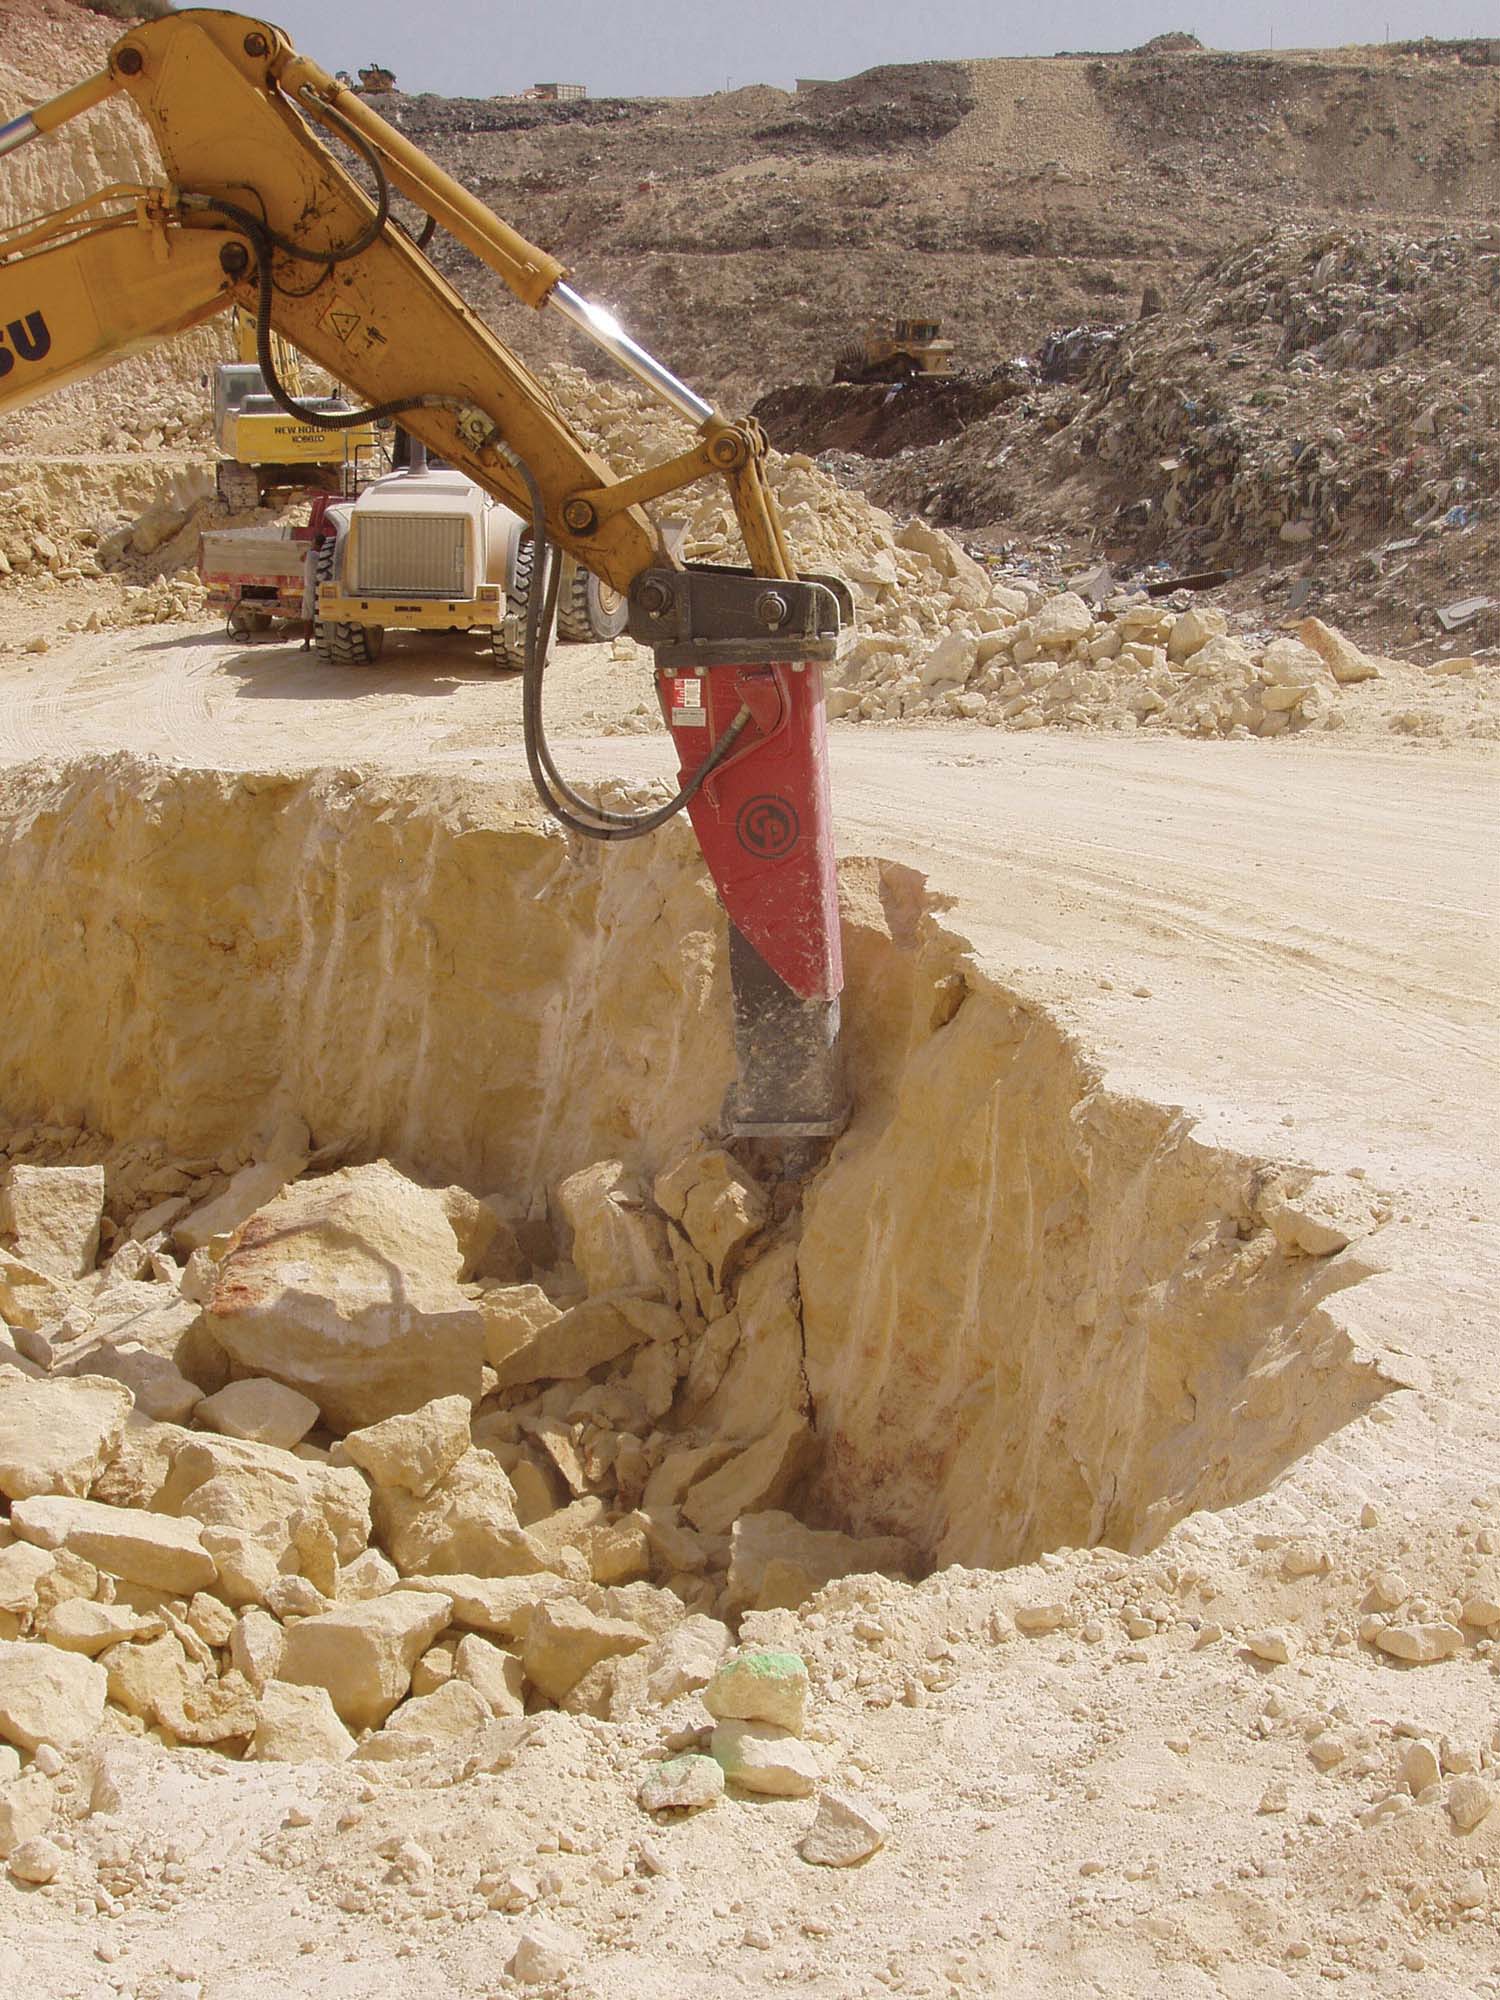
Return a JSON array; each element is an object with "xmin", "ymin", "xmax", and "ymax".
[
  {"xmin": 313, "ymin": 540, "xmax": 384, "ymax": 666},
  {"xmin": 556, "ymin": 559, "xmax": 628, "ymax": 643},
  {"xmin": 489, "ymin": 531, "xmax": 553, "ymax": 671},
  {"xmin": 215, "ymin": 462, "xmax": 261, "ymax": 511}
]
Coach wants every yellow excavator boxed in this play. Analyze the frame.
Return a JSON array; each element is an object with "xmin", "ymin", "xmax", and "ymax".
[
  {"xmin": 211, "ymin": 306, "xmax": 386, "ymax": 507},
  {"xmin": 0, "ymin": 8, "xmax": 850, "ymax": 1146}
]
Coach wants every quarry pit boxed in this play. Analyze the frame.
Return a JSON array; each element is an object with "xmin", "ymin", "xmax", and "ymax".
[{"xmin": 1, "ymin": 6, "xmax": 1499, "ymax": 1994}]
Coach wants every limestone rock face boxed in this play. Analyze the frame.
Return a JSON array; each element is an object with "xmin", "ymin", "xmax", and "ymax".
[
  {"xmin": 204, "ymin": 1161, "xmax": 485, "ymax": 1432},
  {"xmin": 10, "ymin": 1494, "xmax": 217, "ymax": 1595},
  {"xmin": 0, "ymin": 1164, "xmax": 104, "ymax": 1280},
  {"xmin": 0, "ymin": 1638, "xmax": 108, "ymax": 1750},
  {"xmin": 0, "ymin": 1370, "xmax": 133, "ymax": 1500},
  {"xmin": 276, "ymin": 1591, "xmax": 453, "ymax": 1730},
  {"xmin": 342, "ymin": 1395, "xmax": 472, "ymax": 1498}
]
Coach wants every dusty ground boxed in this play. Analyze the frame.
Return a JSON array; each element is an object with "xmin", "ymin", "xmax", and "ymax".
[
  {"xmin": 1, "ymin": 9, "xmax": 1499, "ymax": 1998},
  {"xmin": 0, "ymin": 619, "xmax": 1493, "ymax": 1215}
]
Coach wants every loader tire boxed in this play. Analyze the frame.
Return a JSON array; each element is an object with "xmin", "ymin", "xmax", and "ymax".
[
  {"xmin": 312, "ymin": 540, "xmax": 384, "ymax": 666},
  {"xmin": 556, "ymin": 559, "xmax": 628, "ymax": 643},
  {"xmin": 832, "ymin": 343, "xmax": 867, "ymax": 385},
  {"xmin": 489, "ymin": 530, "xmax": 554, "ymax": 671}
]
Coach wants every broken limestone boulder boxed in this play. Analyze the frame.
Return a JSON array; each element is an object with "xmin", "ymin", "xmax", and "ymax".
[
  {"xmin": 799, "ymin": 1789, "xmax": 888, "ymax": 1866},
  {"xmin": 160, "ymin": 1434, "xmax": 370, "ymax": 1567},
  {"xmin": 643, "ymin": 1614, "xmax": 732, "ymax": 1705},
  {"xmin": 172, "ymin": 1132, "xmax": 309, "ymax": 1259},
  {"xmin": 681, "ymin": 1411, "xmax": 817, "ymax": 1537},
  {"xmin": 703, "ymin": 1649, "xmax": 809, "ymax": 1733},
  {"xmin": 252, "ymin": 1679, "xmax": 356, "ymax": 1763},
  {"xmin": 276, "ymin": 1590, "xmax": 453, "ymax": 1730},
  {"xmin": 638, "ymin": 1752, "xmax": 724, "ymax": 1814},
  {"xmin": 711, "ymin": 1718, "xmax": 819, "ymax": 1797},
  {"xmin": 359, "ymin": 1677, "xmax": 490, "ymax": 1759},
  {"xmin": 453, "ymin": 1633, "xmax": 524, "ymax": 1717},
  {"xmin": 653, "ymin": 1146, "xmax": 768, "ymax": 1288},
  {"xmin": 341, "ymin": 1394, "xmax": 471, "ymax": 1498},
  {"xmin": 0, "ymin": 1544, "xmax": 55, "ymax": 1642},
  {"xmin": 394, "ymin": 1571, "xmax": 573, "ymax": 1641},
  {"xmin": 371, "ymin": 1449, "xmax": 539, "ymax": 1578},
  {"xmin": 194, "ymin": 1378, "xmax": 320, "ymax": 1451},
  {"xmin": 521, "ymin": 1598, "xmax": 652, "ymax": 1703},
  {"xmin": 481, "ymin": 1284, "xmax": 561, "ymax": 1373},
  {"xmin": 0, "ymin": 1774, "xmax": 54, "ymax": 1859},
  {"xmin": 555, "ymin": 1160, "xmax": 672, "ymax": 1297},
  {"xmin": 69, "ymin": 1344, "xmax": 201, "ymax": 1426},
  {"xmin": 490, "ymin": 1292, "xmax": 682, "ymax": 1392},
  {"xmin": 9, "ymin": 1494, "xmax": 217, "ymax": 1595},
  {"xmin": 0, "ymin": 1165, "xmax": 104, "ymax": 1280},
  {"xmin": 0, "ymin": 1371, "xmax": 133, "ymax": 1501},
  {"xmin": 0, "ymin": 1639, "xmax": 108, "ymax": 1750},
  {"xmin": 203, "ymin": 1160, "xmax": 485, "ymax": 1432},
  {"xmin": 1297, "ymin": 616, "xmax": 1381, "ymax": 684},
  {"xmin": 1256, "ymin": 1173, "xmax": 1377, "ymax": 1259},
  {"xmin": 724, "ymin": 1510, "xmax": 917, "ymax": 1614}
]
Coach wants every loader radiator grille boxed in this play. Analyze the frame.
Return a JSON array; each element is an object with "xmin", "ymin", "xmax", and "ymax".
[{"xmin": 353, "ymin": 515, "xmax": 467, "ymax": 597}]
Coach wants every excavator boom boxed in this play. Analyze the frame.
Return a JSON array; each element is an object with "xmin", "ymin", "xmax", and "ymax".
[{"xmin": 0, "ymin": 9, "xmax": 849, "ymax": 1144}]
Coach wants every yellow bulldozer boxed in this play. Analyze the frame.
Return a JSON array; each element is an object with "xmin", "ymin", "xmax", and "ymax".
[{"xmin": 833, "ymin": 317, "xmax": 956, "ymax": 385}]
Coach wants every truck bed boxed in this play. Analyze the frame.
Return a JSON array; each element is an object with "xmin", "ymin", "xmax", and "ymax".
[{"xmin": 199, "ymin": 526, "xmax": 308, "ymax": 586}]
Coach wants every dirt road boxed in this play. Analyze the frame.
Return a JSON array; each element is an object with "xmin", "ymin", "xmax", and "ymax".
[{"xmin": 2, "ymin": 624, "xmax": 1494, "ymax": 1207}]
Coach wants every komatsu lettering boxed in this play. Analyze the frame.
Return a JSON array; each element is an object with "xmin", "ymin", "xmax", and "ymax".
[{"xmin": 0, "ymin": 312, "xmax": 53, "ymax": 377}]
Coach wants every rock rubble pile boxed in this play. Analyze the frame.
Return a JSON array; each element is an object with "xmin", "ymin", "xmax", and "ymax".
[
  {"xmin": 560, "ymin": 363, "xmax": 1411, "ymax": 740},
  {"xmin": 869, "ymin": 226, "xmax": 1499, "ymax": 656},
  {"xmin": 0, "ymin": 1138, "xmax": 914, "ymax": 1825}
]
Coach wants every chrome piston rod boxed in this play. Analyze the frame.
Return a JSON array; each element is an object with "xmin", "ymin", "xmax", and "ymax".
[
  {"xmin": 547, "ymin": 281, "xmax": 713, "ymax": 427},
  {"xmin": 0, "ymin": 115, "xmax": 39, "ymax": 159}
]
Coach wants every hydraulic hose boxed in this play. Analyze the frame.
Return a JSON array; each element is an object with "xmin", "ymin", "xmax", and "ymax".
[
  {"xmin": 502, "ymin": 445, "xmax": 751, "ymax": 842},
  {"xmin": 194, "ymin": 90, "xmax": 460, "ymax": 433}
]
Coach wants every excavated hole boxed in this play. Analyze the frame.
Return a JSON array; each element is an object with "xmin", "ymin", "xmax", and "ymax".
[{"xmin": 0, "ymin": 756, "xmax": 1396, "ymax": 1727}]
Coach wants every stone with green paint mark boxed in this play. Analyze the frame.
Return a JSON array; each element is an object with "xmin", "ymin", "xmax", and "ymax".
[
  {"xmin": 637, "ymin": 1753, "xmax": 724, "ymax": 1814},
  {"xmin": 702, "ymin": 1648, "xmax": 809, "ymax": 1733}
]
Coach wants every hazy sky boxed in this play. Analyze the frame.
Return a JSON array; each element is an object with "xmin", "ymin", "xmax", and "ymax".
[{"xmin": 259, "ymin": 2, "xmax": 1500, "ymax": 98}]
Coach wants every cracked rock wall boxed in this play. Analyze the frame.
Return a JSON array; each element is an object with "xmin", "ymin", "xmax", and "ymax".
[{"xmin": 0, "ymin": 756, "xmax": 1395, "ymax": 1567}]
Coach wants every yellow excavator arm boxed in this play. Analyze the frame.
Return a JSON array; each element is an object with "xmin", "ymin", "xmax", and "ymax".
[
  {"xmin": 0, "ymin": 8, "xmax": 791, "ymax": 592},
  {"xmin": 0, "ymin": 9, "xmax": 851, "ymax": 1147}
]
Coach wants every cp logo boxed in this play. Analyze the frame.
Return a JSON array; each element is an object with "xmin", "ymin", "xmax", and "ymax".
[{"xmin": 736, "ymin": 794, "xmax": 800, "ymax": 861}]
